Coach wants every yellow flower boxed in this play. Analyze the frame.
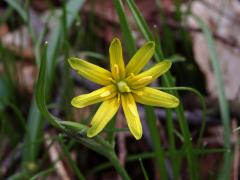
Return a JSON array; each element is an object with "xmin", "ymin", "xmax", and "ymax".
[{"xmin": 68, "ymin": 38, "xmax": 179, "ymax": 140}]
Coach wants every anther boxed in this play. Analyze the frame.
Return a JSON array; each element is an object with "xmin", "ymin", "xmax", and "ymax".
[
  {"xmin": 126, "ymin": 73, "xmax": 136, "ymax": 81},
  {"xmin": 113, "ymin": 64, "xmax": 119, "ymax": 74},
  {"xmin": 108, "ymin": 77, "xmax": 116, "ymax": 83},
  {"xmin": 117, "ymin": 93, "xmax": 121, "ymax": 102},
  {"xmin": 130, "ymin": 73, "xmax": 135, "ymax": 78}
]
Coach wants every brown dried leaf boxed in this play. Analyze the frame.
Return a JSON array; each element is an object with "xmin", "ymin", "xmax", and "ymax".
[
  {"xmin": 15, "ymin": 62, "xmax": 37, "ymax": 95},
  {"xmin": 188, "ymin": 0, "xmax": 240, "ymax": 100},
  {"xmin": 1, "ymin": 27, "xmax": 34, "ymax": 59}
]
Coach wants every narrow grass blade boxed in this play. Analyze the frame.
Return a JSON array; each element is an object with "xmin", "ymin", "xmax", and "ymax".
[
  {"xmin": 113, "ymin": 0, "xmax": 137, "ymax": 56},
  {"xmin": 157, "ymin": 86, "xmax": 207, "ymax": 146},
  {"xmin": 105, "ymin": 116, "xmax": 116, "ymax": 147},
  {"xmin": 4, "ymin": 0, "xmax": 27, "ymax": 22},
  {"xmin": 58, "ymin": 136, "xmax": 85, "ymax": 180},
  {"xmin": 35, "ymin": 44, "xmax": 63, "ymax": 129},
  {"xmin": 47, "ymin": 0, "xmax": 85, "ymax": 79},
  {"xmin": 29, "ymin": 167, "xmax": 55, "ymax": 180},
  {"xmin": 192, "ymin": 15, "xmax": 231, "ymax": 180},
  {"xmin": 139, "ymin": 158, "xmax": 149, "ymax": 180},
  {"xmin": 125, "ymin": 0, "xmax": 153, "ymax": 40},
  {"xmin": 22, "ymin": 0, "xmax": 86, "ymax": 166},
  {"xmin": 79, "ymin": 51, "xmax": 106, "ymax": 61},
  {"xmin": 0, "ymin": 98, "xmax": 27, "ymax": 132},
  {"xmin": 88, "ymin": 147, "xmax": 227, "ymax": 175},
  {"xmin": 144, "ymin": 106, "xmax": 168, "ymax": 179}
]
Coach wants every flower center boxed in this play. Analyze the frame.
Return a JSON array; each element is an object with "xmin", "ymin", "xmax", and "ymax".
[{"xmin": 117, "ymin": 81, "xmax": 131, "ymax": 93}]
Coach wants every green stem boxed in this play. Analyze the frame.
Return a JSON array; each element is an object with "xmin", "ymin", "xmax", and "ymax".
[
  {"xmin": 108, "ymin": 152, "xmax": 131, "ymax": 180},
  {"xmin": 145, "ymin": 106, "xmax": 167, "ymax": 179}
]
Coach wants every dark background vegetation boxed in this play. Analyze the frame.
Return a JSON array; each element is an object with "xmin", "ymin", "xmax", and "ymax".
[{"xmin": 0, "ymin": 0, "xmax": 240, "ymax": 179}]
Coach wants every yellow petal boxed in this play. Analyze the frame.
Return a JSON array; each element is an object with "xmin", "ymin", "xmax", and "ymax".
[
  {"xmin": 133, "ymin": 87, "xmax": 179, "ymax": 108},
  {"xmin": 127, "ymin": 60, "xmax": 172, "ymax": 89},
  {"xmin": 121, "ymin": 93, "xmax": 142, "ymax": 140},
  {"xmin": 126, "ymin": 41, "xmax": 155, "ymax": 75},
  {"xmin": 109, "ymin": 38, "xmax": 125, "ymax": 80},
  {"xmin": 87, "ymin": 97, "xmax": 120, "ymax": 137},
  {"xmin": 68, "ymin": 57, "xmax": 112, "ymax": 85},
  {"xmin": 71, "ymin": 85, "xmax": 117, "ymax": 108}
]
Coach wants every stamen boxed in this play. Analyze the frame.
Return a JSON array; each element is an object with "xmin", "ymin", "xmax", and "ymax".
[
  {"xmin": 100, "ymin": 90, "xmax": 111, "ymax": 97},
  {"xmin": 117, "ymin": 81, "xmax": 131, "ymax": 93},
  {"xmin": 130, "ymin": 73, "xmax": 135, "ymax": 78},
  {"xmin": 113, "ymin": 64, "xmax": 119, "ymax": 74},
  {"xmin": 108, "ymin": 77, "xmax": 116, "ymax": 83},
  {"xmin": 117, "ymin": 93, "xmax": 121, "ymax": 103},
  {"xmin": 126, "ymin": 73, "xmax": 136, "ymax": 81}
]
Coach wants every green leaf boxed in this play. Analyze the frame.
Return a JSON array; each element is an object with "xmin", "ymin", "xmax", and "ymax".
[
  {"xmin": 35, "ymin": 44, "xmax": 63, "ymax": 129},
  {"xmin": 139, "ymin": 158, "xmax": 149, "ymax": 180},
  {"xmin": 60, "ymin": 121, "xmax": 87, "ymax": 133},
  {"xmin": 144, "ymin": 106, "xmax": 168, "ymax": 179},
  {"xmin": 113, "ymin": 0, "xmax": 137, "ymax": 56},
  {"xmin": 29, "ymin": 167, "xmax": 55, "ymax": 180},
  {"xmin": 22, "ymin": 0, "xmax": 86, "ymax": 166},
  {"xmin": 156, "ymin": 86, "xmax": 207, "ymax": 146},
  {"xmin": 58, "ymin": 136, "xmax": 85, "ymax": 180},
  {"xmin": 4, "ymin": 0, "xmax": 27, "ymax": 22}
]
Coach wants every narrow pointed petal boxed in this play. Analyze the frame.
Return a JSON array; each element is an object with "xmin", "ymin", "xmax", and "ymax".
[
  {"xmin": 71, "ymin": 85, "xmax": 117, "ymax": 108},
  {"xmin": 109, "ymin": 38, "xmax": 125, "ymax": 80},
  {"xmin": 126, "ymin": 41, "xmax": 155, "ymax": 75},
  {"xmin": 121, "ymin": 93, "xmax": 142, "ymax": 140},
  {"xmin": 68, "ymin": 57, "xmax": 112, "ymax": 85},
  {"xmin": 127, "ymin": 60, "xmax": 172, "ymax": 89},
  {"xmin": 87, "ymin": 97, "xmax": 120, "ymax": 137},
  {"xmin": 133, "ymin": 87, "xmax": 179, "ymax": 108}
]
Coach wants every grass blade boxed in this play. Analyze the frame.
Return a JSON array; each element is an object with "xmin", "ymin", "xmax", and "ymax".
[
  {"xmin": 144, "ymin": 106, "xmax": 168, "ymax": 179},
  {"xmin": 4, "ymin": 0, "xmax": 27, "ymax": 22},
  {"xmin": 58, "ymin": 136, "xmax": 85, "ymax": 180},
  {"xmin": 113, "ymin": 0, "xmax": 137, "ymax": 56},
  {"xmin": 29, "ymin": 167, "xmax": 55, "ymax": 180},
  {"xmin": 157, "ymin": 86, "xmax": 207, "ymax": 146},
  {"xmin": 139, "ymin": 158, "xmax": 149, "ymax": 180},
  {"xmin": 22, "ymin": 0, "xmax": 86, "ymax": 167},
  {"xmin": 35, "ymin": 44, "xmax": 62, "ymax": 128},
  {"xmin": 192, "ymin": 15, "xmax": 231, "ymax": 180}
]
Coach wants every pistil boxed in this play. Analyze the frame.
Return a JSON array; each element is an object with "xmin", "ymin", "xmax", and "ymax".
[{"xmin": 117, "ymin": 81, "xmax": 131, "ymax": 93}]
